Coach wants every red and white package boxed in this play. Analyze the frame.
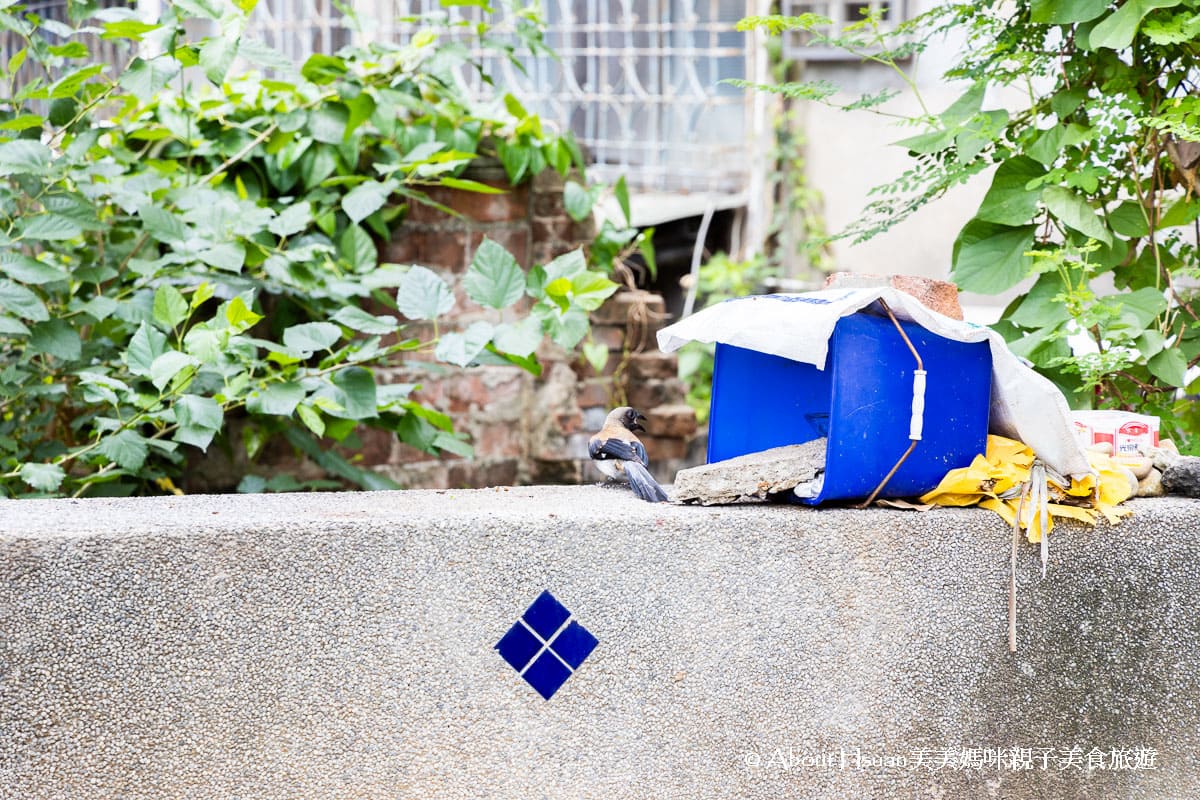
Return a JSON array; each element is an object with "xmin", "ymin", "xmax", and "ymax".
[{"xmin": 1071, "ymin": 411, "xmax": 1160, "ymax": 455}]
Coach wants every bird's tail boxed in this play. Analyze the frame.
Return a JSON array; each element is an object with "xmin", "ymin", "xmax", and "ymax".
[{"xmin": 625, "ymin": 461, "xmax": 670, "ymax": 503}]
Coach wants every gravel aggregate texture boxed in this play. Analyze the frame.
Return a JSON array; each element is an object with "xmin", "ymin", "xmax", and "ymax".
[{"xmin": 2, "ymin": 489, "xmax": 1199, "ymax": 799}]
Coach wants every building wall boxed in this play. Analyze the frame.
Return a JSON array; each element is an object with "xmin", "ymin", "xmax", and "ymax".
[{"xmin": 796, "ymin": 1, "xmax": 1013, "ymax": 317}]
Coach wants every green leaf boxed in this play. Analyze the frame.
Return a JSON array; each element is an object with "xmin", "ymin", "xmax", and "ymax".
[
  {"xmin": 119, "ymin": 57, "xmax": 181, "ymax": 103},
  {"xmin": 342, "ymin": 180, "xmax": 390, "ymax": 223},
  {"xmin": 247, "ymin": 381, "xmax": 305, "ymax": 416},
  {"xmin": 125, "ymin": 321, "xmax": 168, "ymax": 376},
  {"xmin": 1031, "ymin": 0, "xmax": 1108, "ymax": 23},
  {"xmin": 465, "ymin": 238, "xmax": 524, "ymax": 309},
  {"xmin": 197, "ymin": 242, "xmax": 246, "ymax": 272},
  {"xmin": 191, "ymin": 282, "xmax": 215, "ymax": 309},
  {"xmin": 296, "ymin": 403, "xmax": 325, "ymax": 437},
  {"xmin": 171, "ymin": 0, "xmax": 223, "ymax": 19},
  {"xmin": 503, "ymin": 92, "xmax": 528, "ymax": 119},
  {"xmin": 29, "ymin": 319, "xmax": 81, "ymax": 360},
  {"xmin": 0, "ymin": 140, "xmax": 51, "ymax": 175},
  {"xmin": 492, "ymin": 316, "xmax": 543, "ymax": 358},
  {"xmin": 0, "ymin": 280, "xmax": 49, "ymax": 321},
  {"xmin": 1043, "ymin": 186, "xmax": 1112, "ymax": 245},
  {"xmin": 614, "ymin": 175, "xmax": 631, "ymax": 225},
  {"xmin": 77, "ymin": 372, "xmax": 129, "ymax": 406},
  {"xmin": 1148, "ymin": 348, "xmax": 1187, "ymax": 387},
  {"xmin": 435, "ymin": 320, "xmax": 495, "ymax": 367},
  {"xmin": 332, "ymin": 306, "xmax": 397, "ymax": 335},
  {"xmin": 545, "ymin": 139, "xmax": 572, "ymax": 176},
  {"xmin": 543, "ymin": 248, "xmax": 587, "ymax": 281},
  {"xmin": 1009, "ymin": 273, "xmax": 1072, "ymax": 329},
  {"xmin": 1136, "ymin": 329, "xmax": 1166, "ymax": 358},
  {"xmin": 0, "ymin": 315, "xmax": 30, "ymax": 335},
  {"xmin": 7, "ymin": 48, "xmax": 27, "ymax": 75},
  {"xmin": 97, "ymin": 430, "xmax": 150, "ymax": 471},
  {"xmin": 569, "ymin": 271, "xmax": 620, "ymax": 311},
  {"xmin": 1089, "ymin": 0, "xmax": 1181, "ymax": 49},
  {"xmin": 497, "ymin": 140, "xmax": 532, "ymax": 183},
  {"xmin": 283, "ymin": 321, "xmax": 341, "ymax": 354},
  {"xmin": 19, "ymin": 215, "xmax": 82, "ymax": 241},
  {"xmin": 300, "ymin": 53, "xmax": 347, "ymax": 85},
  {"xmin": 1117, "ymin": 287, "xmax": 1168, "ymax": 328},
  {"xmin": 976, "ymin": 157, "xmax": 1045, "ymax": 225},
  {"xmin": 940, "ymin": 84, "xmax": 985, "ymax": 127},
  {"xmin": 47, "ymin": 41, "xmax": 89, "ymax": 58},
  {"xmin": 0, "ymin": 255, "xmax": 65, "ymax": 284},
  {"xmin": 893, "ymin": 128, "xmax": 955, "ymax": 155},
  {"xmin": 1160, "ymin": 197, "xmax": 1200, "ymax": 228},
  {"xmin": 582, "ymin": 340, "xmax": 608, "ymax": 373},
  {"xmin": 951, "ymin": 221, "xmax": 1037, "ymax": 294},
  {"xmin": 544, "ymin": 277, "xmax": 572, "ymax": 311},
  {"xmin": 1028, "ymin": 127, "xmax": 1071, "ymax": 168},
  {"xmin": 396, "ymin": 266, "xmax": 454, "ymax": 320},
  {"xmin": 339, "ymin": 224, "xmax": 377, "ymax": 272},
  {"xmin": 199, "ymin": 33, "xmax": 239, "ymax": 84},
  {"xmin": 153, "ymin": 284, "xmax": 189, "ymax": 329},
  {"xmin": 345, "ymin": 92, "xmax": 376, "ymax": 139},
  {"xmin": 224, "ymin": 296, "xmax": 262, "ymax": 333},
  {"xmin": 19, "ymin": 462, "xmax": 65, "ymax": 493},
  {"xmin": 174, "ymin": 394, "xmax": 222, "ymax": 450},
  {"xmin": 300, "ymin": 144, "xmax": 338, "ymax": 188},
  {"xmin": 548, "ymin": 309, "xmax": 590, "ymax": 350},
  {"xmin": 0, "ymin": 114, "xmax": 44, "ymax": 132},
  {"xmin": 48, "ymin": 63, "xmax": 105, "ymax": 104},
  {"xmin": 401, "ymin": 400, "xmax": 454, "ymax": 432},
  {"xmin": 439, "ymin": 177, "xmax": 505, "ymax": 194},
  {"xmin": 639, "ymin": 230, "xmax": 657, "ymax": 280},
  {"xmin": 150, "ymin": 350, "xmax": 197, "ymax": 391},
  {"xmin": 431, "ymin": 431, "xmax": 473, "ymax": 458},
  {"xmin": 140, "ymin": 205, "xmax": 188, "ymax": 244},
  {"xmin": 1108, "ymin": 201, "xmax": 1150, "ymax": 238},
  {"xmin": 331, "ymin": 367, "xmax": 377, "ymax": 419},
  {"xmin": 563, "ymin": 181, "xmax": 595, "ymax": 222},
  {"xmin": 309, "ymin": 103, "xmax": 349, "ymax": 144},
  {"xmin": 269, "ymin": 200, "xmax": 311, "ymax": 237}
]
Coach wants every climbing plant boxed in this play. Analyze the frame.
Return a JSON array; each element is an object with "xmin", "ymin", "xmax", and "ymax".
[
  {"xmin": 736, "ymin": 2, "xmax": 1200, "ymax": 452},
  {"xmin": 0, "ymin": 0, "xmax": 621, "ymax": 497}
]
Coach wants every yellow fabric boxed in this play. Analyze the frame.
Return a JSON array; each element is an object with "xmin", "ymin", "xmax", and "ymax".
[{"xmin": 920, "ymin": 435, "xmax": 1132, "ymax": 541}]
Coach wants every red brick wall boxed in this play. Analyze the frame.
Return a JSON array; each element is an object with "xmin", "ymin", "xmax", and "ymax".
[{"xmin": 197, "ymin": 164, "xmax": 700, "ymax": 491}]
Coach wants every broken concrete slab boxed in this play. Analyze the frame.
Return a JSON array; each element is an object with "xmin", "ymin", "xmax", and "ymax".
[{"xmin": 673, "ymin": 438, "xmax": 827, "ymax": 505}]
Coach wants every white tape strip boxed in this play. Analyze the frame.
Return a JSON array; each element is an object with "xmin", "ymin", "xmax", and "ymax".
[{"xmin": 910, "ymin": 369, "xmax": 927, "ymax": 441}]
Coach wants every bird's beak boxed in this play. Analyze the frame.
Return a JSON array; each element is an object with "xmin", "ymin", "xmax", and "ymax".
[{"xmin": 633, "ymin": 413, "xmax": 647, "ymax": 433}]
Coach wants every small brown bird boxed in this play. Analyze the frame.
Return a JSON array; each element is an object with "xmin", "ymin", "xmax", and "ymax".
[{"xmin": 588, "ymin": 406, "xmax": 670, "ymax": 502}]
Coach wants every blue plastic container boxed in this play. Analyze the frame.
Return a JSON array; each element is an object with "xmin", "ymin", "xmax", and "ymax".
[{"xmin": 706, "ymin": 311, "xmax": 992, "ymax": 504}]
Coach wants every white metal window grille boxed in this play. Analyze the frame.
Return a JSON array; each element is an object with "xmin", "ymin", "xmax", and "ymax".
[
  {"xmin": 0, "ymin": 1, "xmax": 131, "ymax": 89},
  {"xmin": 249, "ymin": 0, "xmax": 351, "ymax": 65},
  {"xmin": 779, "ymin": 0, "xmax": 906, "ymax": 61},
  {"xmin": 244, "ymin": 0, "xmax": 760, "ymax": 196}
]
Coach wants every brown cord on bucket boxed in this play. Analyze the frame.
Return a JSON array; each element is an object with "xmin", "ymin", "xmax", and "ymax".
[{"xmin": 857, "ymin": 299, "xmax": 925, "ymax": 509}]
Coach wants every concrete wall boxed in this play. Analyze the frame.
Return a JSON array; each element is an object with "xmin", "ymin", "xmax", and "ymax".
[{"xmin": 3, "ymin": 489, "xmax": 1199, "ymax": 799}]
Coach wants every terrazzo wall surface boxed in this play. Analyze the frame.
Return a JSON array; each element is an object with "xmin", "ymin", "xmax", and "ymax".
[{"xmin": 2, "ymin": 489, "xmax": 1198, "ymax": 799}]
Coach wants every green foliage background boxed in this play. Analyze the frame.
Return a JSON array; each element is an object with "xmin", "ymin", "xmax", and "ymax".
[{"xmin": 0, "ymin": 0, "xmax": 631, "ymax": 497}]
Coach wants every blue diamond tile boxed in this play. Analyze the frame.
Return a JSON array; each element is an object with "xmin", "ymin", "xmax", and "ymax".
[
  {"xmin": 522, "ymin": 590, "xmax": 570, "ymax": 639},
  {"xmin": 522, "ymin": 650, "xmax": 573, "ymax": 700},
  {"xmin": 548, "ymin": 620, "xmax": 598, "ymax": 670},
  {"xmin": 495, "ymin": 621, "xmax": 542, "ymax": 672}
]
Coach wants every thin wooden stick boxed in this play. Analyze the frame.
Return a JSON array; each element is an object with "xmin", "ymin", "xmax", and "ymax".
[{"xmin": 1009, "ymin": 481, "xmax": 1028, "ymax": 653}]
